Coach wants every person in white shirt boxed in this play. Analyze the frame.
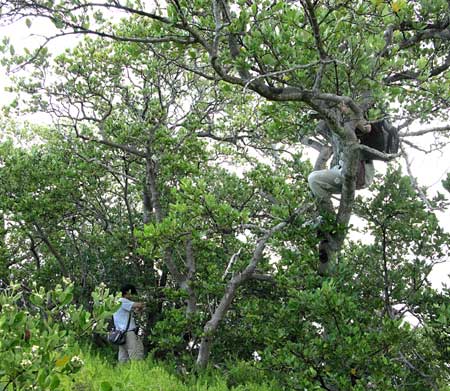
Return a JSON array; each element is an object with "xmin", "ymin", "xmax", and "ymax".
[{"xmin": 113, "ymin": 284, "xmax": 145, "ymax": 363}]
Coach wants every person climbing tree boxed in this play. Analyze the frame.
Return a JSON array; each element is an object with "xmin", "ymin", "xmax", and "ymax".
[
  {"xmin": 307, "ymin": 109, "xmax": 400, "ymax": 274},
  {"xmin": 308, "ymin": 145, "xmax": 375, "ymax": 214}
]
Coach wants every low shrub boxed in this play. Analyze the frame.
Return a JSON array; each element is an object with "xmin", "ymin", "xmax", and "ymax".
[{"xmin": 0, "ymin": 280, "xmax": 115, "ymax": 390}]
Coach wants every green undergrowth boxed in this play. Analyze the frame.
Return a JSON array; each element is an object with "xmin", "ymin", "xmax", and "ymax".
[{"xmin": 61, "ymin": 350, "xmax": 281, "ymax": 391}]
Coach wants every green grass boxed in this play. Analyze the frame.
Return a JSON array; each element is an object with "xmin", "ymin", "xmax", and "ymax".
[{"xmin": 61, "ymin": 351, "xmax": 281, "ymax": 391}]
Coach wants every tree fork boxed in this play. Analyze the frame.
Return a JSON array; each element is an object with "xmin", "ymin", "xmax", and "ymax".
[{"xmin": 196, "ymin": 207, "xmax": 304, "ymax": 368}]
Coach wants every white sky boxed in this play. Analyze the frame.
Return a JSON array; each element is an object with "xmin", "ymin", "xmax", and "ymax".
[{"xmin": 0, "ymin": 17, "xmax": 449, "ymax": 290}]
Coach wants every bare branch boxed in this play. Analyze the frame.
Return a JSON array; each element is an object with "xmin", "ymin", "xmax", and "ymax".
[
  {"xmin": 196, "ymin": 204, "xmax": 308, "ymax": 367},
  {"xmin": 401, "ymin": 139, "xmax": 432, "ymax": 154},
  {"xmin": 243, "ymin": 60, "xmax": 341, "ymax": 92},
  {"xmin": 71, "ymin": 121, "xmax": 147, "ymax": 157},
  {"xmin": 400, "ymin": 124, "xmax": 450, "ymax": 137},
  {"xmin": 33, "ymin": 223, "xmax": 68, "ymax": 277},
  {"xmin": 398, "ymin": 24, "xmax": 450, "ymax": 50},
  {"xmin": 401, "ymin": 145, "xmax": 433, "ymax": 209},
  {"xmin": 358, "ymin": 144, "xmax": 402, "ymax": 161},
  {"xmin": 222, "ymin": 248, "xmax": 242, "ymax": 280}
]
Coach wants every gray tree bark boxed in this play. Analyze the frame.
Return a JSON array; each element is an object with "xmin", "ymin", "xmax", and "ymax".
[{"xmin": 196, "ymin": 208, "xmax": 303, "ymax": 368}]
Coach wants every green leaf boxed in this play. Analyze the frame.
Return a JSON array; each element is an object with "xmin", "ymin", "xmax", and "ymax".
[
  {"xmin": 13, "ymin": 312, "xmax": 27, "ymax": 325},
  {"xmin": 100, "ymin": 381, "xmax": 113, "ymax": 391},
  {"xmin": 61, "ymin": 292, "xmax": 73, "ymax": 306},
  {"xmin": 48, "ymin": 374, "xmax": 60, "ymax": 390},
  {"xmin": 53, "ymin": 16, "xmax": 64, "ymax": 29}
]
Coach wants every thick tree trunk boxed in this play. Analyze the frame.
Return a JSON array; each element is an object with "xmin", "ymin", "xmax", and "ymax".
[
  {"xmin": 145, "ymin": 152, "xmax": 198, "ymax": 317},
  {"xmin": 316, "ymin": 133, "xmax": 361, "ymax": 275},
  {"xmin": 184, "ymin": 237, "xmax": 197, "ymax": 316}
]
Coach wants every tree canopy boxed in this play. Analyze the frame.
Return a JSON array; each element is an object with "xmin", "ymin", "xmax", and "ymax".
[{"xmin": 0, "ymin": 1, "xmax": 449, "ymax": 389}]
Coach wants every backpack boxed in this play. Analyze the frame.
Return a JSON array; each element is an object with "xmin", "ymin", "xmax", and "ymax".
[{"xmin": 358, "ymin": 119, "xmax": 399, "ymax": 160}]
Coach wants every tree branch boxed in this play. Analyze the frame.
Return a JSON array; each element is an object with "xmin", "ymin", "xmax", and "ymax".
[
  {"xmin": 401, "ymin": 145, "xmax": 433, "ymax": 209},
  {"xmin": 399, "ymin": 124, "xmax": 450, "ymax": 137},
  {"xmin": 196, "ymin": 205, "xmax": 307, "ymax": 368}
]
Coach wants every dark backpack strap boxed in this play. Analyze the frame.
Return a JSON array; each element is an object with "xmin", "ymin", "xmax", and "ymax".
[
  {"xmin": 113, "ymin": 308, "xmax": 132, "ymax": 331},
  {"xmin": 124, "ymin": 310, "xmax": 132, "ymax": 332}
]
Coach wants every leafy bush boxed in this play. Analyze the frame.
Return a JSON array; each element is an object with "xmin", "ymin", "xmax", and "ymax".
[
  {"xmin": 224, "ymin": 360, "xmax": 271, "ymax": 388},
  {"xmin": 0, "ymin": 280, "xmax": 116, "ymax": 390}
]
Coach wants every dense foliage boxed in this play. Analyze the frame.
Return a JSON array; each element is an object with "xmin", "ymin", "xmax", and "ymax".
[
  {"xmin": 0, "ymin": 280, "xmax": 116, "ymax": 390},
  {"xmin": 0, "ymin": 0, "xmax": 449, "ymax": 389}
]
